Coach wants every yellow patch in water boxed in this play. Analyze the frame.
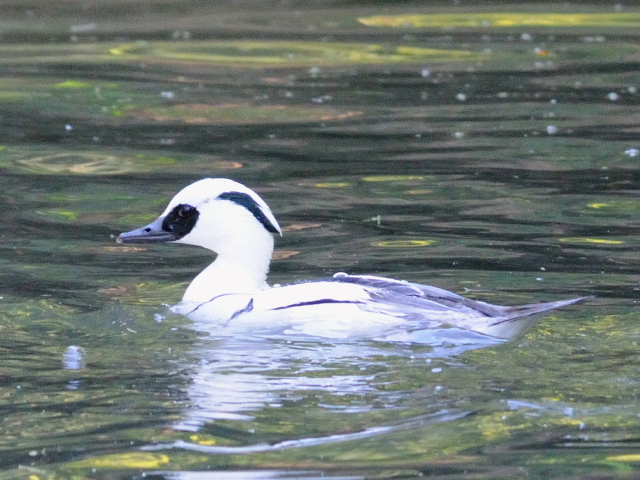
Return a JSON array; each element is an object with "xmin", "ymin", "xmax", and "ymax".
[
  {"xmin": 315, "ymin": 182, "xmax": 350, "ymax": 188},
  {"xmin": 358, "ymin": 13, "xmax": 640, "ymax": 28},
  {"xmin": 103, "ymin": 246, "xmax": 147, "ymax": 252},
  {"xmin": 190, "ymin": 434, "xmax": 217, "ymax": 446},
  {"xmin": 559, "ymin": 238, "xmax": 624, "ymax": 245},
  {"xmin": 104, "ymin": 40, "xmax": 474, "ymax": 66},
  {"xmin": 607, "ymin": 454, "xmax": 640, "ymax": 462},
  {"xmin": 54, "ymin": 80, "xmax": 91, "ymax": 88},
  {"xmin": 36, "ymin": 209, "xmax": 77, "ymax": 221},
  {"xmin": 587, "ymin": 203, "xmax": 611, "ymax": 209},
  {"xmin": 362, "ymin": 175, "xmax": 425, "ymax": 182},
  {"xmin": 67, "ymin": 452, "xmax": 170, "ymax": 469},
  {"xmin": 126, "ymin": 103, "xmax": 363, "ymax": 124},
  {"xmin": 477, "ymin": 411, "xmax": 528, "ymax": 438},
  {"xmin": 374, "ymin": 240, "xmax": 436, "ymax": 248},
  {"xmin": 17, "ymin": 152, "xmax": 135, "ymax": 175}
]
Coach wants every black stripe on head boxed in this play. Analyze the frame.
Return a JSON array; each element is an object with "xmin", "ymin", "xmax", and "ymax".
[
  {"xmin": 217, "ymin": 191, "xmax": 280, "ymax": 234},
  {"xmin": 162, "ymin": 203, "xmax": 199, "ymax": 239}
]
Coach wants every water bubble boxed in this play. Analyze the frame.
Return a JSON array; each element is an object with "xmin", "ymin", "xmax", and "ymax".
[
  {"xmin": 607, "ymin": 92, "xmax": 619, "ymax": 101},
  {"xmin": 171, "ymin": 30, "xmax": 191, "ymax": 40},
  {"xmin": 63, "ymin": 346, "xmax": 86, "ymax": 370},
  {"xmin": 624, "ymin": 149, "xmax": 639, "ymax": 157},
  {"xmin": 67, "ymin": 379, "xmax": 81, "ymax": 390},
  {"xmin": 546, "ymin": 125, "xmax": 558, "ymax": 135},
  {"xmin": 311, "ymin": 94, "xmax": 332, "ymax": 104},
  {"xmin": 455, "ymin": 93, "xmax": 467, "ymax": 101}
]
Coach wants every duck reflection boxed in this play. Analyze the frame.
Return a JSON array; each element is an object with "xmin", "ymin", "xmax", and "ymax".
[{"xmin": 172, "ymin": 320, "xmax": 501, "ymax": 433}]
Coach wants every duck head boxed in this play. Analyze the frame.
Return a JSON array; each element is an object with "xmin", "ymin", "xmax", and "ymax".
[{"xmin": 117, "ymin": 178, "xmax": 282, "ymax": 301}]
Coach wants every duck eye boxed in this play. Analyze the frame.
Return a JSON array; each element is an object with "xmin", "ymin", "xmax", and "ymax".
[
  {"xmin": 177, "ymin": 205, "xmax": 195, "ymax": 218},
  {"xmin": 162, "ymin": 203, "xmax": 200, "ymax": 238}
]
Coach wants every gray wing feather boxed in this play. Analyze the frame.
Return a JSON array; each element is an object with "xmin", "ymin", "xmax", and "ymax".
[
  {"xmin": 329, "ymin": 273, "xmax": 504, "ymax": 316},
  {"xmin": 328, "ymin": 273, "xmax": 588, "ymax": 339}
]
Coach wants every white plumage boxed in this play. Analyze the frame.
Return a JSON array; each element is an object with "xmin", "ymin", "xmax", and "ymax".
[{"xmin": 117, "ymin": 178, "xmax": 586, "ymax": 340}]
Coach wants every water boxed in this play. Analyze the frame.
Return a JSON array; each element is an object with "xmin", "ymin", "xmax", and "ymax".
[{"xmin": 1, "ymin": 2, "xmax": 640, "ymax": 479}]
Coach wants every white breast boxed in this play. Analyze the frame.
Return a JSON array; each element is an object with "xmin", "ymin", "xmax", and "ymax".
[{"xmin": 171, "ymin": 282, "xmax": 406, "ymax": 339}]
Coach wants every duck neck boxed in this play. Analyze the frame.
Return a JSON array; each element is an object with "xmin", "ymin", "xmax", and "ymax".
[{"xmin": 181, "ymin": 236, "xmax": 274, "ymax": 303}]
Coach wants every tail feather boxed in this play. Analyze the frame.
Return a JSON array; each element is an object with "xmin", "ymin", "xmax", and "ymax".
[{"xmin": 479, "ymin": 296, "xmax": 590, "ymax": 339}]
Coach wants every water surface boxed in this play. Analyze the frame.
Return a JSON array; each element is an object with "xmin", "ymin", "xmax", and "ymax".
[{"xmin": 1, "ymin": 2, "xmax": 640, "ymax": 479}]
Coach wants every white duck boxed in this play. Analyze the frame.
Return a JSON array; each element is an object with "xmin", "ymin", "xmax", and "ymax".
[{"xmin": 117, "ymin": 178, "xmax": 586, "ymax": 340}]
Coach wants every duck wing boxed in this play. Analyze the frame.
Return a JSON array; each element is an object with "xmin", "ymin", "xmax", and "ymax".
[{"xmin": 328, "ymin": 273, "xmax": 588, "ymax": 339}]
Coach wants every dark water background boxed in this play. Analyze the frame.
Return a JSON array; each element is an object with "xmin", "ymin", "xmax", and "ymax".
[{"xmin": 1, "ymin": 1, "xmax": 640, "ymax": 479}]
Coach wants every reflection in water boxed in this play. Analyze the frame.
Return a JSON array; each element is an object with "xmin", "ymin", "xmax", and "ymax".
[
  {"xmin": 156, "ymin": 334, "xmax": 469, "ymax": 453},
  {"xmin": 157, "ymin": 469, "xmax": 365, "ymax": 480},
  {"xmin": 62, "ymin": 345, "xmax": 86, "ymax": 370},
  {"xmin": 172, "ymin": 326, "xmax": 491, "ymax": 433},
  {"xmin": 62, "ymin": 345, "xmax": 86, "ymax": 391},
  {"xmin": 150, "ymin": 410, "xmax": 468, "ymax": 454},
  {"xmin": 173, "ymin": 336, "xmax": 376, "ymax": 432}
]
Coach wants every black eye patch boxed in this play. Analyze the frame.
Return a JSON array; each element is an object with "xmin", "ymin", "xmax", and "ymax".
[
  {"xmin": 162, "ymin": 203, "xmax": 199, "ymax": 238},
  {"xmin": 217, "ymin": 191, "xmax": 280, "ymax": 234}
]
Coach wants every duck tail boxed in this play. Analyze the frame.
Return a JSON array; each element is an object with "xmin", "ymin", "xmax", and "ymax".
[{"xmin": 482, "ymin": 296, "xmax": 591, "ymax": 340}]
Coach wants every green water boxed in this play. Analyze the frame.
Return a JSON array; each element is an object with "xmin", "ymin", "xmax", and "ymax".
[{"xmin": 1, "ymin": 2, "xmax": 640, "ymax": 479}]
